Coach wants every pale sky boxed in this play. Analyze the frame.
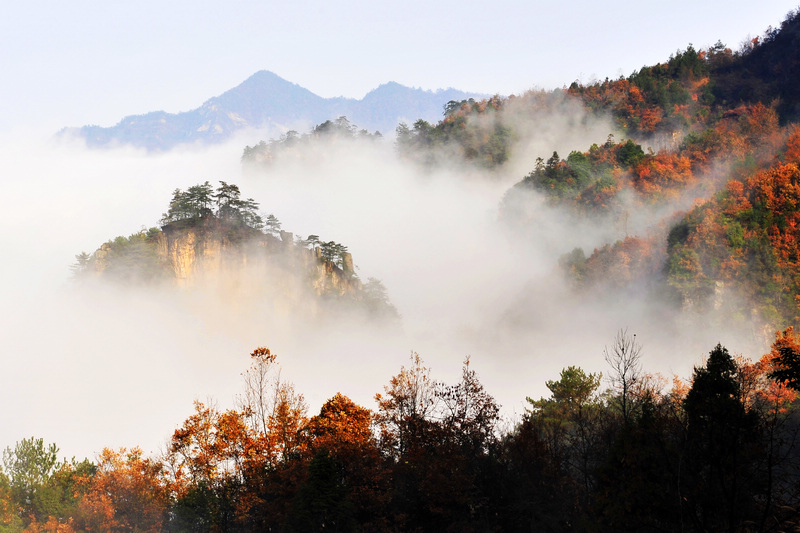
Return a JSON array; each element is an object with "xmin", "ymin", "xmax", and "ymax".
[{"xmin": 2, "ymin": 1, "xmax": 799, "ymax": 135}]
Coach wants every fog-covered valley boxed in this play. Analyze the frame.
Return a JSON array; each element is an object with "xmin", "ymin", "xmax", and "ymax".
[{"xmin": 0, "ymin": 110, "xmax": 767, "ymax": 461}]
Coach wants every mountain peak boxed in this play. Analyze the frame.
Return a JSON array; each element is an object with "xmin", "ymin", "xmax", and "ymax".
[{"xmin": 62, "ymin": 72, "xmax": 483, "ymax": 150}]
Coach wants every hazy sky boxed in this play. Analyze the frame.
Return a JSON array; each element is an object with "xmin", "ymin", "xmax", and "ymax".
[{"xmin": 2, "ymin": 0, "xmax": 798, "ymax": 135}]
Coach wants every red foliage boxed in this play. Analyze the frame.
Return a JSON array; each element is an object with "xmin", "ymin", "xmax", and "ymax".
[{"xmin": 632, "ymin": 152, "xmax": 694, "ymax": 198}]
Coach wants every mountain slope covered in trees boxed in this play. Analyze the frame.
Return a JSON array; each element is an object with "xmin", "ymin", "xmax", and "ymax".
[{"xmin": 394, "ymin": 8, "xmax": 800, "ymax": 333}]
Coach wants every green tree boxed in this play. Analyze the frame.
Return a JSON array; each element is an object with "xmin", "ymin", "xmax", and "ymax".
[
  {"xmin": 363, "ymin": 278, "xmax": 400, "ymax": 320},
  {"xmin": 530, "ymin": 366, "xmax": 602, "ymax": 416},
  {"xmin": 527, "ymin": 366, "xmax": 604, "ymax": 511},
  {"xmin": 682, "ymin": 344, "xmax": 763, "ymax": 531},
  {"xmin": 185, "ymin": 181, "xmax": 215, "ymax": 218},
  {"xmin": 2, "ymin": 438, "xmax": 59, "ymax": 520},
  {"xmin": 320, "ymin": 241, "xmax": 348, "ymax": 266},
  {"xmin": 264, "ymin": 214, "xmax": 281, "ymax": 236},
  {"xmin": 215, "ymin": 181, "xmax": 243, "ymax": 223},
  {"xmin": 1, "ymin": 438, "xmax": 93, "ymax": 526},
  {"xmin": 70, "ymin": 251, "xmax": 91, "ymax": 275},
  {"xmin": 303, "ymin": 235, "xmax": 320, "ymax": 249},
  {"xmin": 617, "ymin": 139, "xmax": 645, "ymax": 168}
]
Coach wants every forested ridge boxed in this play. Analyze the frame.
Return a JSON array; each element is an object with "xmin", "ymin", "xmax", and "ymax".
[{"xmin": 388, "ymin": 7, "xmax": 800, "ymax": 332}]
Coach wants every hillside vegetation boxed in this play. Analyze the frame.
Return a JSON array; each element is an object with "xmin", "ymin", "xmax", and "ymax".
[{"xmin": 393, "ymin": 9, "xmax": 800, "ymax": 331}]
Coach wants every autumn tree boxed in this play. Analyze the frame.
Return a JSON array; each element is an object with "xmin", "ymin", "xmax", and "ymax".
[
  {"xmin": 375, "ymin": 354, "xmax": 504, "ymax": 530},
  {"xmin": 237, "ymin": 347, "xmax": 308, "ymax": 468},
  {"xmin": 374, "ymin": 353, "xmax": 448, "ymax": 530},
  {"xmin": 166, "ymin": 401, "xmax": 251, "ymax": 531},
  {"xmin": 374, "ymin": 352, "xmax": 438, "ymax": 460},
  {"xmin": 737, "ymin": 343, "xmax": 800, "ymax": 530},
  {"xmin": 436, "ymin": 356, "xmax": 500, "ymax": 454},
  {"xmin": 76, "ymin": 447, "xmax": 169, "ymax": 533},
  {"xmin": 768, "ymin": 326, "xmax": 800, "ymax": 390},
  {"xmin": 302, "ymin": 394, "xmax": 388, "ymax": 531},
  {"xmin": 427, "ymin": 358, "xmax": 502, "ymax": 531},
  {"xmin": 239, "ymin": 347, "xmax": 278, "ymax": 438},
  {"xmin": 234, "ymin": 347, "xmax": 308, "ymax": 530}
]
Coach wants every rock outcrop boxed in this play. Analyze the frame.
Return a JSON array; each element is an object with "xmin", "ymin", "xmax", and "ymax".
[
  {"xmin": 78, "ymin": 217, "xmax": 403, "ymax": 323},
  {"xmin": 85, "ymin": 219, "xmax": 363, "ymax": 302}
]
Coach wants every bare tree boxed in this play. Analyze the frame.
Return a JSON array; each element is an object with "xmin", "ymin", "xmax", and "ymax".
[
  {"xmin": 603, "ymin": 329, "xmax": 642, "ymax": 423},
  {"xmin": 239, "ymin": 347, "xmax": 278, "ymax": 437},
  {"xmin": 374, "ymin": 352, "xmax": 439, "ymax": 458}
]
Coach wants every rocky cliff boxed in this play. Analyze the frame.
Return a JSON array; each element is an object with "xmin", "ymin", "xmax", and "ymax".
[
  {"xmin": 159, "ymin": 221, "xmax": 362, "ymax": 298},
  {"xmin": 84, "ymin": 220, "xmax": 363, "ymax": 299}
]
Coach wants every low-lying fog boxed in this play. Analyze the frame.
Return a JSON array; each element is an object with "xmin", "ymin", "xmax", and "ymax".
[{"xmin": 0, "ymin": 120, "xmax": 768, "ymax": 461}]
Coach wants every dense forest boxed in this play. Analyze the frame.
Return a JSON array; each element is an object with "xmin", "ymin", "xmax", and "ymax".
[
  {"xmin": 4, "ymin": 331, "xmax": 800, "ymax": 532},
  {"xmin": 382, "ymin": 8, "xmax": 800, "ymax": 333},
  {"xmin": 241, "ymin": 117, "xmax": 382, "ymax": 168},
  {"xmin": 9, "ymin": 7, "xmax": 800, "ymax": 532}
]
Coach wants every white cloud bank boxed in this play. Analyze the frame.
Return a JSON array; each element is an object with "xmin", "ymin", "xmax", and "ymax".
[{"xmin": 0, "ymin": 118, "xmax": 769, "ymax": 460}]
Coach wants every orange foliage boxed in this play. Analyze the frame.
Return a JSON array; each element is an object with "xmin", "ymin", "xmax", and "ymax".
[
  {"xmin": 77, "ymin": 448, "xmax": 169, "ymax": 533},
  {"xmin": 668, "ymin": 375, "xmax": 690, "ymax": 412},
  {"xmin": 167, "ymin": 402, "xmax": 252, "ymax": 496},
  {"xmin": 633, "ymin": 152, "xmax": 693, "ymax": 197},
  {"xmin": 638, "ymin": 106, "xmax": 663, "ymax": 132},
  {"xmin": 740, "ymin": 102, "xmax": 780, "ymax": 147},
  {"xmin": 0, "ymin": 484, "xmax": 17, "ymax": 530},
  {"xmin": 720, "ymin": 180, "xmax": 752, "ymax": 216},
  {"xmin": 307, "ymin": 393, "xmax": 374, "ymax": 452},
  {"xmin": 748, "ymin": 163, "xmax": 800, "ymax": 269},
  {"xmin": 258, "ymin": 382, "xmax": 308, "ymax": 467},
  {"xmin": 305, "ymin": 394, "xmax": 388, "ymax": 529},
  {"xmin": 785, "ymin": 126, "xmax": 800, "ymax": 165},
  {"xmin": 583, "ymin": 236, "xmax": 662, "ymax": 288},
  {"xmin": 23, "ymin": 517, "xmax": 76, "ymax": 533},
  {"xmin": 250, "ymin": 346, "xmax": 276, "ymax": 364},
  {"xmin": 736, "ymin": 336, "xmax": 798, "ymax": 415}
]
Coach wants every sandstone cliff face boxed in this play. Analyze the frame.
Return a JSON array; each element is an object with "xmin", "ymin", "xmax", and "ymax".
[
  {"xmin": 310, "ymin": 256, "xmax": 362, "ymax": 297},
  {"xmin": 82, "ymin": 221, "xmax": 399, "ymax": 323},
  {"xmin": 158, "ymin": 222, "xmax": 362, "ymax": 298},
  {"xmin": 163, "ymin": 226, "xmax": 226, "ymax": 285}
]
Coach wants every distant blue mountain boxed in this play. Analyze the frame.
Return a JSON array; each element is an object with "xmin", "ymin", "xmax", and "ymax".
[{"xmin": 59, "ymin": 71, "xmax": 483, "ymax": 150}]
